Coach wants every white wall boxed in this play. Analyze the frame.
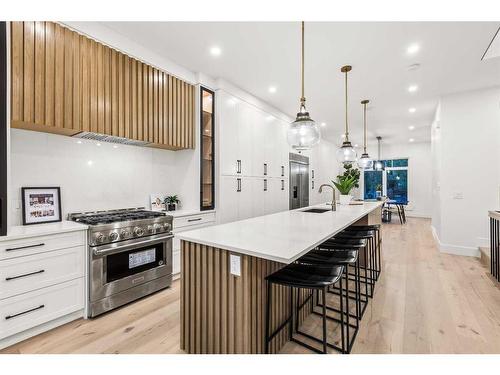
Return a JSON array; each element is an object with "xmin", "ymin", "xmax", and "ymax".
[
  {"xmin": 9, "ymin": 129, "xmax": 198, "ymax": 225},
  {"xmin": 432, "ymin": 86, "xmax": 500, "ymax": 256},
  {"xmin": 357, "ymin": 142, "xmax": 433, "ymax": 218}
]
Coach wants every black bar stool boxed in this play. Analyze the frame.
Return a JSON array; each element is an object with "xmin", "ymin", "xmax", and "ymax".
[
  {"xmin": 316, "ymin": 238, "xmax": 370, "ymax": 318},
  {"xmin": 344, "ymin": 224, "xmax": 382, "ymax": 280},
  {"xmin": 333, "ymin": 230, "xmax": 377, "ymax": 296},
  {"xmin": 296, "ymin": 249, "xmax": 360, "ymax": 353},
  {"xmin": 265, "ymin": 263, "xmax": 345, "ymax": 354}
]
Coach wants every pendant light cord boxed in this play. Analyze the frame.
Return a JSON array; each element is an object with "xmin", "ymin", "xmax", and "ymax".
[
  {"xmin": 344, "ymin": 70, "xmax": 349, "ymax": 141},
  {"xmin": 300, "ymin": 21, "xmax": 305, "ymax": 108},
  {"xmin": 363, "ymin": 102, "xmax": 367, "ymax": 153}
]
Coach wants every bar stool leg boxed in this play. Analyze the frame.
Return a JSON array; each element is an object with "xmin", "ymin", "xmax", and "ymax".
[
  {"xmin": 339, "ymin": 275, "xmax": 345, "ymax": 353},
  {"xmin": 322, "ymin": 286, "xmax": 327, "ymax": 354},
  {"xmin": 345, "ymin": 264, "xmax": 350, "ymax": 353}
]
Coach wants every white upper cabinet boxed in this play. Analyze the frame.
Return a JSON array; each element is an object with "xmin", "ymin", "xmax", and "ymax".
[{"xmin": 218, "ymin": 91, "xmax": 240, "ymax": 176}]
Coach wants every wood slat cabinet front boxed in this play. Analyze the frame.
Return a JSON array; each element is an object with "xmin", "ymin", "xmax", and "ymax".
[{"xmin": 10, "ymin": 21, "xmax": 195, "ymax": 150}]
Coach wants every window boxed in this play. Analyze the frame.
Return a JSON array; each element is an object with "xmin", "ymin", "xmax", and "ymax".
[
  {"xmin": 363, "ymin": 158, "xmax": 408, "ymax": 203},
  {"xmin": 200, "ymin": 87, "xmax": 215, "ymax": 210}
]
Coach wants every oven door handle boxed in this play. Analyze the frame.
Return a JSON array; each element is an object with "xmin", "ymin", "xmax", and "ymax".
[{"xmin": 92, "ymin": 235, "xmax": 174, "ymax": 257}]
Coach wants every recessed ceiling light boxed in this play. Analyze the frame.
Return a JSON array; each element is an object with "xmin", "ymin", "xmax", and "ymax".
[
  {"xmin": 321, "ymin": 122, "xmax": 326, "ymax": 127},
  {"xmin": 113, "ymin": 145, "xmax": 118, "ymax": 149},
  {"xmin": 407, "ymin": 43, "xmax": 420, "ymax": 55},
  {"xmin": 96, "ymin": 143, "xmax": 101, "ymax": 147},
  {"xmin": 354, "ymin": 144, "xmax": 359, "ymax": 148},
  {"xmin": 76, "ymin": 140, "xmax": 82, "ymax": 144},
  {"xmin": 87, "ymin": 160, "xmax": 93, "ymax": 166},
  {"xmin": 408, "ymin": 84, "xmax": 418, "ymax": 93},
  {"xmin": 341, "ymin": 134, "xmax": 346, "ymax": 138},
  {"xmin": 209, "ymin": 46, "xmax": 222, "ymax": 57},
  {"xmin": 408, "ymin": 107, "xmax": 416, "ymax": 113},
  {"xmin": 268, "ymin": 86, "xmax": 277, "ymax": 94},
  {"xmin": 409, "ymin": 138, "xmax": 415, "ymax": 142},
  {"xmin": 408, "ymin": 125, "xmax": 415, "ymax": 130}
]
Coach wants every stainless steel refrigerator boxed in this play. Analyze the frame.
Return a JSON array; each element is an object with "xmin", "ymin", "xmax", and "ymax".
[
  {"xmin": 0, "ymin": 22, "xmax": 7, "ymax": 236},
  {"xmin": 289, "ymin": 153, "xmax": 309, "ymax": 210}
]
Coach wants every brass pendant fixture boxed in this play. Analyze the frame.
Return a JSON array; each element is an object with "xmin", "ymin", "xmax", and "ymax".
[
  {"xmin": 336, "ymin": 65, "xmax": 357, "ymax": 163},
  {"xmin": 357, "ymin": 99, "xmax": 374, "ymax": 169},
  {"xmin": 286, "ymin": 21, "xmax": 320, "ymax": 152}
]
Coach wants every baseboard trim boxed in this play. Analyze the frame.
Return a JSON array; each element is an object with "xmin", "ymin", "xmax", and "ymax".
[
  {"xmin": 430, "ymin": 225, "xmax": 480, "ymax": 257},
  {"xmin": 0, "ymin": 309, "xmax": 83, "ymax": 350},
  {"xmin": 406, "ymin": 213, "xmax": 431, "ymax": 219}
]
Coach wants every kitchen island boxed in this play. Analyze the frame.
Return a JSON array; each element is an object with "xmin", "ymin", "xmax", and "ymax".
[{"xmin": 177, "ymin": 201, "xmax": 383, "ymax": 354}]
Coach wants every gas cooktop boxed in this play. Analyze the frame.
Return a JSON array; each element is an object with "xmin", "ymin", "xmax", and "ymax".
[{"xmin": 69, "ymin": 208, "xmax": 166, "ymax": 225}]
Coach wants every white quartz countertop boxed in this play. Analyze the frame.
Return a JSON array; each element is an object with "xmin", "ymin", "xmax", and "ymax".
[
  {"xmin": 0, "ymin": 221, "xmax": 88, "ymax": 242},
  {"xmin": 177, "ymin": 201, "xmax": 383, "ymax": 263}
]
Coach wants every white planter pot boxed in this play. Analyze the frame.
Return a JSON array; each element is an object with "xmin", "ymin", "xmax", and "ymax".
[{"xmin": 339, "ymin": 194, "xmax": 352, "ymax": 205}]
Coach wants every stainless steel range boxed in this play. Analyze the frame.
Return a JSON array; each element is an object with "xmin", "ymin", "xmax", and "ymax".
[{"xmin": 68, "ymin": 208, "xmax": 173, "ymax": 318}]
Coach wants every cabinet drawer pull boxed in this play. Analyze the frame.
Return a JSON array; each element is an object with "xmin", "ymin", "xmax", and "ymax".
[
  {"xmin": 236, "ymin": 160, "xmax": 242, "ymax": 174},
  {"xmin": 264, "ymin": 163, "xmax": 268, "ymax": 176},
  {"xmin": 312, "ymin": 169, "xmax": 314, "ymax": 179},
  {"xmin": 281, "ymin": 180, "xmax": 285, "ymax": 191},
  {"xmin": 5, "ymin": 305, "xmax": 45, "ymax": 320},
  {"xmin": 264, "ymin": 179, "xmax": 268, "ymax": 192},
  {"xmin": 281, "ymin": 166, "xmax": 284, "ymax": 177},
  {"xmin": 237, "ymin": 178, "xmax": 242, "ymax": 192},
  {"xmin": 187, "ymin": 218, "xmax": 202, "ymax": 222},
  {"xmin": 312, "ymin": 180, "xmax": 315, "ymax": 189},
  {"xmin": 5, "ymin": 269, "xmax": 45, "ymax": 281},
  {"xmin": 5, "ymin": 243, "xmax": 45, "ymax": 252}
]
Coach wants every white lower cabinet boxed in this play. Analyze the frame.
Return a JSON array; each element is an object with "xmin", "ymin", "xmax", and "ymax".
[
  {"xmin": 0, "ymin": 278, "xmax": 84, "ymax": 340},
  {"xmin": 0, "ymin": 224, "xmax": 87, "ymax": 348},
  {"xmin": 172, "ymin": 212, "xmax": 216, "ymax": 276}
]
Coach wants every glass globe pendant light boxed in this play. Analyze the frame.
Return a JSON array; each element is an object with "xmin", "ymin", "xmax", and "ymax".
[
  {"xmin": 287, "ymin": 21, "xmax": 320, "ymax": 152},
  {"xmin": 357, "ymin": 99, "xmax": 374, "ymax": 169},
  {"xmin": 336, "ymin": 65, "xmax": 357, "ymax": 163}
]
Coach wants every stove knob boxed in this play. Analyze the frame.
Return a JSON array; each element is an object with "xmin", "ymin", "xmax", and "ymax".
[
  {"xmin": 153, "ymin": 223, "xmax": 162, "ymax": 232},
  {"xmin": 134, "ymin": 227, "xmax": 145, "ymax": 237},
  {"xmin": 121, "ymin": 229, "xmax": 130, "ymax": 238},
  {"xmin": 164, "ymin": 223, "xmax": 171, "ymax": 232},
  {"xmin": 147, "ymin": 225, "xmax": 155, "ymax": 234},
  {"xmin": 109, "ymin": 232, "xmax": 119, "ymax": 241},
  {"xmin": 94, "ymin": 232, "xmax": 105, "ymax": 244}
]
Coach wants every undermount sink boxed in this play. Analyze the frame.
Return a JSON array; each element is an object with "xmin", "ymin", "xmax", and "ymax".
[{"xmin": 301, "ymin": 208, "xmax": 331, "ymax": 213}]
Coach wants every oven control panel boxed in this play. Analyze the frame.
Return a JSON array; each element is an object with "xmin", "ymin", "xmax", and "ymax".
[{"xmin": 89, "ymin": 220, "xmax": 172, "ymax": 246}]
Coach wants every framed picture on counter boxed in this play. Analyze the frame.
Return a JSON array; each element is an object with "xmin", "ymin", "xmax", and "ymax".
[
  {"xmin": 21, "ymin": 187, "xmax": 62, "ymax": 225},
  {"xmin": 150, "ymin": 193, "xmax": 166, "ymax": 211}
]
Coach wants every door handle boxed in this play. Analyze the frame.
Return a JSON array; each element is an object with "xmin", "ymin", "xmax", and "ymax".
[
  {"xmin": 312, "ymin": 170, "xmax": 314, "ymax": 179},
  {"xmin": 237, "ymin": 178, "xmax": 242, "ymax": 192},
  {"xmin": 236, "ymin": 160, "xmax": 241, "ymax": 174},
  {"xmin": 264, "ymin": 179, "xmax": 268, "ymax": 191},
  {"xmin": 6, "ymin": 269, "xmax": 45, "ymax": 281},
  {"xmin": 6, "ymin": 243, "xmax": 45, "ymax": 252},
  {"xmin": 264, "ymin": 163, "xmax": 267, "ymax": 176},
  {"xmin": 312, "ymin": 180, "xmax": 315, "ymax": 190},
  {"xmin": 281, "ymin": 166, "xmax": 284, "ymax": 177},
  {"xmin": 281, "ymin": 180, "xmax": 284, "ymax": 191},
  {"xmin": 5, "ymin": 305, "xmax": 45, "ymax": 320}
]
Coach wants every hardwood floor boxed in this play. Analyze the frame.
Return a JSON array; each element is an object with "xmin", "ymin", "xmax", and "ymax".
[{"xmin": 3, "ymin": 217, "xmax": 500, "ymax": 354}]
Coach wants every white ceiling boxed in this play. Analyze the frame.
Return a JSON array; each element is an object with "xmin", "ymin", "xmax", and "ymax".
[{"xmin": 100, "ymin": 22, "xmax": 500, "ymax": 146}]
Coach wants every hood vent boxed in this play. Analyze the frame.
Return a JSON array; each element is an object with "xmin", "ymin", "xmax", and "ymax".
[{"xmin": 72, "ymin": 132, "xmax": 151, "ymax": 147}]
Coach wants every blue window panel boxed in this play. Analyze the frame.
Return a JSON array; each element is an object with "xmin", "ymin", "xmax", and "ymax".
[
  {"xmin": 364, "ymin": 170, "xmax": 383, "ymax": 200},
  {"xmin": 386, "ymin": 169, "xmax": 408, "ymax": 204}
]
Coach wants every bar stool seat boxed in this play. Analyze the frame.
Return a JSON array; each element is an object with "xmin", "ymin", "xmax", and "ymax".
[
  {"xmin": 299, "ymin": 249, "xmax": 358, "ymax": 266},
  {"xmin": 266, "ymin": 263, "xmax": 344, "ymax": 288}
]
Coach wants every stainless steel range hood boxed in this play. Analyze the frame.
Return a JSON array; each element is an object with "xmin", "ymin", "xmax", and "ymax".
[{"xmin": 72, "ymin": 131, "xmax": 151, "ymax": 147}]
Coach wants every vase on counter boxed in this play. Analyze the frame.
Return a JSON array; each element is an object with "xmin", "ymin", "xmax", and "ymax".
[
  {"xmin": 376, "ymin": 190, "xmax": 382, "ymax": 200},
  {"xmin": 167, "ymin": 204, "xmax": 176, "ymax": 211},
  {"xmin": 339, "ymin": 194, "xmax": 352, "ymax": 205}
]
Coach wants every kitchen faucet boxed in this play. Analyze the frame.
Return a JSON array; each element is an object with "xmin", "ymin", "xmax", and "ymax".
[{"xmin": 318, "ymin": 184, "xmax": 336, "ymax": 211}]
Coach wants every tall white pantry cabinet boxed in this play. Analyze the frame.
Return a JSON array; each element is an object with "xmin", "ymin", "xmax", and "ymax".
[{"xmin": 216, "ymin": 90, "xmax": 290, "ymax": 224}]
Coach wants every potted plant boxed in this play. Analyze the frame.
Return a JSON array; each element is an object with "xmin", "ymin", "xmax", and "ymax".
[
  {"xmin": 164, "ymin": 195, "xmax": 180, "ymax": 211},
  {"xmin": 375, "ymin": 184, "xmax": 383, "ymax": 200},
  {"xmin": 332, "ymin": 174, "xmax": 358, "ymax": 205}
]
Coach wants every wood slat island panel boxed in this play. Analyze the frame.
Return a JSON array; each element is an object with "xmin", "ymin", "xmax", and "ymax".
[{"xmin": 180, "ymin": 240, "xmax": 312, "ymax": 354}]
